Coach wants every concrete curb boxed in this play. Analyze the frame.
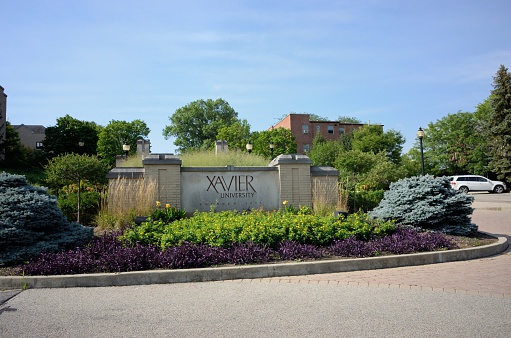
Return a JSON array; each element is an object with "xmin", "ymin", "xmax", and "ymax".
[{"xmin": 1, "ymin": 237, "xmax": 508, "ymax": 290}]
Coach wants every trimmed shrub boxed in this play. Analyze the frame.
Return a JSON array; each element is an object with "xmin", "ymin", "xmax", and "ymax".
[
  {"xmin": 369, "ymin": 175, "xmax": 477, "ymax": 235},
  {"xmin": 0, "ymin": 172, "xmax": 93, "ymax": 266}
]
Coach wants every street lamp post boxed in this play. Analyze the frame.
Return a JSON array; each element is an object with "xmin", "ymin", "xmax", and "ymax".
[
  {"xmin": 246, "ymin": 142, "xmax": 253, "ymax": 154},
  {"xmin": 77, "ymin": 140, "xmax": 84, "ymax": 223},
  {"xmin": 123, "ymin": 142, "xmax": 130, "ymax": 160},
  {"xmin": 270, "ymin": 142, "xmax": 274, "ymax": 158},
  {"xmin": 417, "ymin": 127, "xmax": 425, "ymax": 176}
]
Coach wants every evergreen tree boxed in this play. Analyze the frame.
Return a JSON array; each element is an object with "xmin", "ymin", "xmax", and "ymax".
[
  {"xmin": 370, "ymin": 175, "xmax": 476, "ymax": 236},
  {"xmin": 0, "ymin": 172, "xmax": 93, "ymax": 266},
  {"xmin": 488, "ymin": 65, "xmax": 511, "ymax": 183}
]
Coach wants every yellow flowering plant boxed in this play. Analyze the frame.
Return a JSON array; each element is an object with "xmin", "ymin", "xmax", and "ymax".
[
  {"xmin": 121, "ymin": 209, "xmax": 395, "ymax": 250},
  {"xmin": 149, "ymin": 201, "xmax": 186, "ymax": 224}
]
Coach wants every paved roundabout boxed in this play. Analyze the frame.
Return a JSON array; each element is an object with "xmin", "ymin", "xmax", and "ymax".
[{"xmin": 1, "ymin": 195, "xmax": 510, "ymax": 337}]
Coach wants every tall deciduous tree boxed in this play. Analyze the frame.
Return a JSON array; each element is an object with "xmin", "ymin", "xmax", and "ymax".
[
  {"xmin": 422, "ymin": 111, "xmax": 488, "ymax": 176},
  {"xmin": 488, "ymin": 65, "xmax": 511, "ymax": 183},
  {"xmin": 309, "ymin": 114, "xmax": 329, "ymax": 121},
  {"xmin": 97, "ymin": 119, "xmax": 150, "ymax": 166},
  {"xmin": 163, "ymin": 98, "xmax": 240, "ymax": 152},
  {"xmin": 338, "ymin": 116, "xmax": 362, "ymax": 123},
  {"xmin": 249, "ymin": 127, "xmax": 297, "ymax": 159},
  {"xmin": 216, "ymin": 119, "xmax": 251, "ymax": 151},
  {"xmin": 43, "ymin": 115, "xmax": 101, "ymax": 156},
  {"xmin": 351, "ymin": 125, "xmax": 404, "ymax": 164},
  {"xmin": 308, "ymin": 134, "xmax": 352, "ymax": 167},
  {"xmin": 0, "ymin": 122, "xmax": 30, "ymax": 168}
]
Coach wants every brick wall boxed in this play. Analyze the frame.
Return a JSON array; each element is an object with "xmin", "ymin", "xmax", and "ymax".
[{"xmin": 272, "ymin": 113, "xmax": 372, "ymax": 154}]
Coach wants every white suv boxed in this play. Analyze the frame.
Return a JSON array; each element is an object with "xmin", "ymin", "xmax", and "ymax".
[{"xmin": 450, "ymin": 175, "xmax": 507, "ymax": 194}]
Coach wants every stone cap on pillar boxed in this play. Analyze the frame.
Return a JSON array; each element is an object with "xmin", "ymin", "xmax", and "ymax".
[
  {"xmin": 269, "ymin": 154, "xmax": 312, "ymax": 166},
  {"xmin": 310, "ymin": 166, "xmax": 340, "ymax": 177},
  {"xmin": 106, "ymin": 167, "xmax": 145, "ymax": 179},
  {"xmin": 142, "ymin": 153, "xmax": 182, "ymax": 165}
]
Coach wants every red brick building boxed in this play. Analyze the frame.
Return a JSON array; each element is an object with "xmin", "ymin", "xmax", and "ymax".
[{"xmin": 271, "ymin": 114, "xmax": 369, "ymax": 154}]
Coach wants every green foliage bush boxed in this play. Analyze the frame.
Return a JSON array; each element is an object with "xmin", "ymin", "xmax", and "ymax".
[
  {"xmin": 348, "ymin": 189, "xmax": 385, "ymax": 212},
  {"xmin": 120, "ymin": 210, "xmax": 395, "ymax": 249},
  {"xmin": 0, "ymin": 172, "xmax": 93, "ymax": 266},
  {"xmin": 58, "ymin": 191, "xmax": 101, "ymax": 226},
  {"xmin": 150, "ymin": 201, "xmax": 186, "ymax": 224},
  {"xmin": 369, "ymin": 175, "xmax": 476, "ymax": 235}
]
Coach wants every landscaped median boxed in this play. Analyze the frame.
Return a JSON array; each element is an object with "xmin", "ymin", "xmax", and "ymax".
[{"xmin": 0, "ymin": 236, "xmax": 507, "ymax": 289}]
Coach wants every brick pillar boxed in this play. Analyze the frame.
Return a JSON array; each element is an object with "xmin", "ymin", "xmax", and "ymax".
[
  {"xmin": 142, "ymin": 154, "xmax": 182, "ymax": 208},
  {"xmin": 270, "ymin": 154, "xmax": 312, "ymax": 210}
]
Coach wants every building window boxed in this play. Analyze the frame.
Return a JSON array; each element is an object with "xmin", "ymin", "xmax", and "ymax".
[
  {"xmin": 328, "ymin": 126, "xmax": 334, "ymax": 134},
  {"xmin": 303, "ymin": 144, "xmax": 310, "ymax": 153},
  {"xmin": 302, "ymin": 125, "xmax": 309, "ymax": 134},
  {"xmin": 339, "ymin": 127, "xmax": 345, "ymax": 134},
  {"xmin": 36, "ymin": 142, "xmax": 43, "ymax": 149},
  {"xmin": 316, "ymin": 125, "xmax": 320, "ymax": 132}
]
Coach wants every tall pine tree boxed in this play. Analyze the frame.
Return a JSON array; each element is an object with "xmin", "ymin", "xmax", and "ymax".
[{"xmin": 488, "ymin": 65, "xmax": 511, "ymax": 183}]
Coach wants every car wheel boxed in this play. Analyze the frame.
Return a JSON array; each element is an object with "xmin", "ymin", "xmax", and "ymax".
[
  {"xmin": 494, "ymin": 185, "xmax": 505, "ymax": 194},
  {"xmin": 459, "ymin": 186, "xmax": 469, "ymax": 193}
]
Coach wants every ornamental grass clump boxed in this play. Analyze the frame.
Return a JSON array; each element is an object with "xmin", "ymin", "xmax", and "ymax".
[{"xmin": 369, "ymin": 175, "xmax": 477, "ymax": 236}]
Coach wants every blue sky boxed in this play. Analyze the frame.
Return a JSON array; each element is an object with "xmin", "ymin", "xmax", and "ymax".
[{"xmin": 3, "ymin": 0, "xmax": 511, "ymax": 154}]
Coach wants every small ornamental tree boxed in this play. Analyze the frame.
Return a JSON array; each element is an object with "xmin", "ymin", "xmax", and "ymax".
[
  {"xmin": 369, "ymin": 175, "xmax": 477, "ymax": 235},
  {"xmin": 0, "ymin": 172, "xmax": 93, "ymax": 266}
]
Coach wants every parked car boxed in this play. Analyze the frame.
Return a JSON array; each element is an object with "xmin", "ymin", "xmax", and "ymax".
[{"xmin": 450, "ymin": 175, "xmax": 507, "ymax": 194}]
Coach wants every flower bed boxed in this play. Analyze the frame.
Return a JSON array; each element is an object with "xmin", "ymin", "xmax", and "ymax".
[{"xmin": 15, "ymin": 224, "xmax": 457, "ymax": 276}]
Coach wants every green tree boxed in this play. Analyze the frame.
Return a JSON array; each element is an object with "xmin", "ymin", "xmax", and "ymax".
[
  {"xmin": 43, "ymin": 115, "xmax": 101, "ymax": 156},
  {"xmin": 0, "ymin": 122, "xmax": 30, "ymax": 168},
  {"xmin": 163, "ymin": 98, "xmax": 240, "ymax": 152},
  {"xmin": 338, "ymin": 116, "xmax": 362, "ymax": 123},
  {"xmin": 421, "ymin": 111, "xmax": 488, "ymax": 176},
  {"xmin": 370, "ymin": 175, "xmax": 476, "ymax": 236},
  {"xmin": 334, "ymin": 150, "xmax": 406, "ymax": 212},
  {"xmin": 97, "ymin": 119, "xmax": 150, "ymax": 166},
  {"xmin": 487, "ymin": 65, "xmax": 511, "ymax": 183},
  {"xmin": 308, "ymin": 134, "xmax": 350, "ymax": 167},
  {"xmin": 0, "ymin": 173, "xmax": 93, "ymax": 266},
  {"xmin": 351, "ymin": 125, "xmax": 404, "ymax": 164},
  {"xmin": 335, "ymin": 150, "xmax": 405, "ymax": 190},
  {"xmin": 309, "ymin": 114, "xmax": 329, "ymax": 121},
  {"xmin": 401, "ymin": 149, "xmax": 424, "ymax": 177},
  {"xmin": 216, "ymin": 119, "xmax": 251, "ymax": 151},
  {"xmin": 249, "ymin": 127, "xmax": 297, "ymax": 159},
  {"xmin": 45, "ymin": 154, "xmax": 109, "ymax": 223}
]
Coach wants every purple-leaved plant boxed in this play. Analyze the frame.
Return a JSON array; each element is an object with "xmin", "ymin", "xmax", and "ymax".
[{"xmin": 19, "ymin": 226, "xmax": 458, "ymax": 276}]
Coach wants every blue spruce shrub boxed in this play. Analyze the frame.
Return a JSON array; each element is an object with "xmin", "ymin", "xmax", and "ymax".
[
  {"xmin": 369, "ymin": 175, "xmax": 477, "ymax": 236},
  {"xmin": 0, "ymin": 172, "xmax": 93, "ymax": 266}
]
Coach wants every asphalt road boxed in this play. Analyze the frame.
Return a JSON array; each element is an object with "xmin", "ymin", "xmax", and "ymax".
[
  {"xmin": 1, "ymin": 193, "xmax": 510, "ymax": 338},
  {"xmin": 471, "ymin": 190, "xmax": 511, "ymax": 204}
]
